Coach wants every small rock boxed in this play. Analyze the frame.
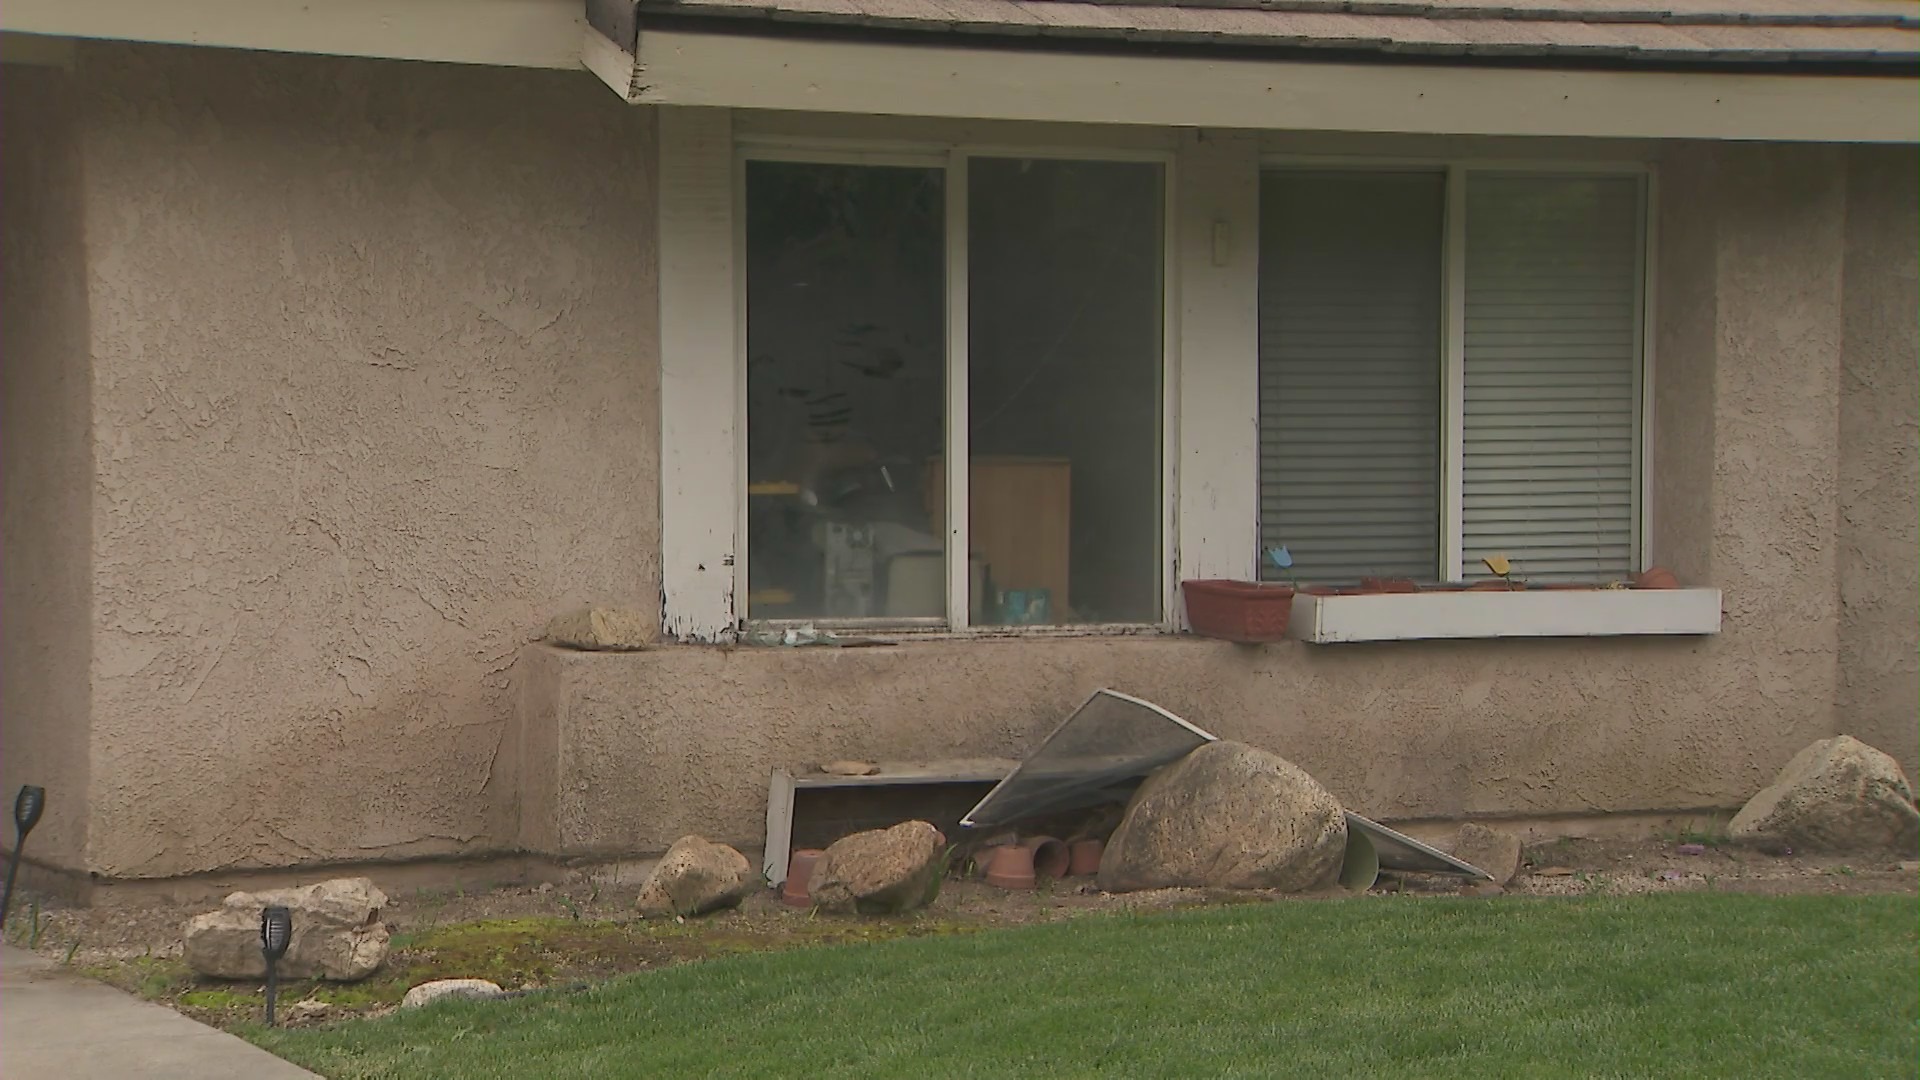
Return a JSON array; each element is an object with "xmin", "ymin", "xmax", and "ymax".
[
  {"xmin": 1097, "ymin": 741, "xmax": 1347, "ymax": 894},
  {"xmin": 1534, "ymin": 866, "xmax": 1575, "ymax": 878},
  {"xmin": 543, "ymin": 607, "xmax": 654, "ymax": 651},
  {"xmin": 1463, "ymin": 882, "xmax": 1505, "ymax": 898},
  {"xmin": 283, "ymin": 1000, "xmax": 331, "ymax": 1023},
  {"xmin": 1447, "ymin": 824, "xmax": 1523, "ymax": 887},
  {"xmin": 1897, "ymin": 861, "xmax": 1919, "ymax": 873},
  {"xmin": 183, "ymin": 877, "xmax": 389, "ymax": 982},
  {"xmin": 1657, "ymin": 869, "xmax": 1686, "ymax": 882},
  {"xmin": 635, "ymin": 836, "xmax": 757, "ymax": 917},
  {"xmin": 1676, "ymin": 843, "xmax": 1707, "ymax": 856},
  {"xmin": 400, "ymin": 979, "xmax": 505, "ymax": 1010},
  {"xmin": 809, "ymin": 821, "xmax": 947, "ymax": 915},
  {"xmin": 820, "ymin": 760, "xmax": 879, "ymax": 777},
  {"xmin": 537, "ymin": 882, "xmax": 554, "ymax": 895},
  {"xmin": 1729, "ymin": 735, "xmax": 1919, "ymax": 853}
]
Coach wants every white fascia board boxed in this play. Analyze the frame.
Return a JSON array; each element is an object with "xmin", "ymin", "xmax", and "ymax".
[
  {"xmin": 1292, "ymin": 588, "xmax": 1724, "ymax": 644},
  {"xmin": 3, "ymin": 0, "xmax": 585, "ymax": 70},
  {"xmin": 614, "ymin": 28, "xmax": 1919, "ymax": 145}
]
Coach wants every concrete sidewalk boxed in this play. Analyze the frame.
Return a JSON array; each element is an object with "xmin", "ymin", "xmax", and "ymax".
[{"xmin": 1, "ymin": 945, "xmax": 319, "ymax": 1079}]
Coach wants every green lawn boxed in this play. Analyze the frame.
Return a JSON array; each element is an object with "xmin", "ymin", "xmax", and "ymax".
[{"xmin": 252, "ymin": 893, "xmax": 1917, "ymax": 1079}]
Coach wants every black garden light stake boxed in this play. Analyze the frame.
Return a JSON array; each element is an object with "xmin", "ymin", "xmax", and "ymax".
[
  {"xmin": 260, "ymin": 905, "xmax": 293, "ymax": 1026},
  {"xmin": 1, "ymin": 785, "xmax": 46, "ymax": 930}
]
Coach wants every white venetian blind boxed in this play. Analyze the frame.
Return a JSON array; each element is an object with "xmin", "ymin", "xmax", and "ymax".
[
  {"xmin": 1462, "ymin": 174, "xmax": 1642, "ymax": 582},
  {"xmin": 1258, "ymin": 171, "xmax": 1444, "ymax": 583}
]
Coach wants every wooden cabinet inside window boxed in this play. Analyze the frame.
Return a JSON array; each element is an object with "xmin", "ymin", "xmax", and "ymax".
[{"xmin": 924, "ymin": 456, "xmax": 1072, "ymax": 619}]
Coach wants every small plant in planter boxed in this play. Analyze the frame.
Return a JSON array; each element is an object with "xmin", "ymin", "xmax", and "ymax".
[{"xmin": 1471, "ymin": 554, "xmax": 1527, "ymax": 591}]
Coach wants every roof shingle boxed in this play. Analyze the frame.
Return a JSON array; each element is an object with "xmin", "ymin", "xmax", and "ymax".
[{"xmin": 637, "ymin": 0, "xmax": 1920, "ymax": 66}]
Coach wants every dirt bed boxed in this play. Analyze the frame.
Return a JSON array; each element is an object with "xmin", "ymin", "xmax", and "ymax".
[{"xmin": 8, "ymin": 837, "xmax": 1913, "ymax": 1033}]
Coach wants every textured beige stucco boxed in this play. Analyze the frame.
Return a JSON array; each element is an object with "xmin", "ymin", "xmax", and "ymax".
[
  {"xmin": 525, "ymin": 140, "xmax": 1908, "ymax": 861},
  {"xmin": 72, "ymin": 44, "xmax": 660, "ymax": 878},
  {"xmin": 1838, "ymin": 146, "xmax": 1920, "ymax": 780},
  {"xmin": 1, "ymin": 63, "xmax": 94, "ymax": 871},
  {"xmin": 4, "ymin": 44, "xmax": 1913, "ymax": 882}
]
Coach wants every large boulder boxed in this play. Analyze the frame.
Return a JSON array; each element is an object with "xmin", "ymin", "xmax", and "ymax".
[
  {"xmin": 1098, "ymin": 741, "xmax": 1347, "ymax": 894},
  {"xmin": 808, "ymin": 820, "xmax": 947, "ymax": 914},
  {"xmin": 184, "ymin": 877, "xmax": 389, "ymax": 981},
  {"xmin": 1729, "ymin": 735, "xmax": 1919, "ymax": 853},
  {"xmin": 636, "ymin": 836, "xmax": 758, "ymax": 916}
]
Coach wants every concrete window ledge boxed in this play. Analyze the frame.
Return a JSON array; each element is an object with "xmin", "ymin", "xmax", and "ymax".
[{"xmin": 1290, "ymin": 588, "xmax": 1723, "ymax": 644}]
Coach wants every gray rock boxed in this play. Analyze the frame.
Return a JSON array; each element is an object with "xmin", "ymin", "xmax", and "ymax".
[
  {"xmin": 183, "ymin": 877, "xmax": 389, "ymax": 982},
  {"xmin": 635, "ymin": 836, "xmax": 757, "ymax": 917},
  {"xmin": 400, "ymin": 979, "xmax": 506, "ymax": 1009},
  {"xmin": 1729, "ymin": 735, "xmax": 1919, "ymax": 853},
  {"xmin": 1097, "ymin": 741, "xmax": 1347, "ymax": 894},
  {"xmin": 544, "ymin": 607, "xmax": 654, "ymax": 651},
  {"xmin": 808, "ymin": 821, "xmax": 947, "ymax": 914},
  {"xmin": 1448, "ymin": 823, "xmax": 1523, "ymax": 886}
]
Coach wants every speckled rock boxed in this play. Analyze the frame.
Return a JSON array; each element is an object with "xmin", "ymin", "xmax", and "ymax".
[
  {"xmin": 1448, "ymin": 823, "xmax": 1523, "ymax": 886},
  {"xmin": 544, "ymin": 607, "xmax": 654, "ymax": 651},
  {"xmin": 1730, "ymin": 735, "xmax": 1919, "ymax": 853},
  {"xmin": 635, "ymin": 836, "xmax": 757, "ymax": 916},
  {"xmin": 183, "ymin": 878, "xmax": 388, "ymax": 981},
  {"xmin": 808, "ymin": 821, "xmax": 947, "ymax": 914},
  {"xmin": 401, "ymin": 979, "xmax": 506, "ymax": 1009},
  {"xmin": 1098, "ymin": 741, "xmax": 1347, "ymax": 894}
]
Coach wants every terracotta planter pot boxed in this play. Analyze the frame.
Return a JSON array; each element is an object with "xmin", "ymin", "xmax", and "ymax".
[
  {"xmin": 1634, "ymin": 566, "xmax": 1680, "ymax": 590},
  {"xmin": 1540, "ymin": 582, "xmax": 1598, "ymax": 591},
  {"xmin": 984, "ymin": 844, "xmax": 1037, "ymax": 890},
  {"xmin": 1181, "ymin": 579, "xmax": 1295, "ymax": 643},
  {"xmin": 1302, "ymin": 585, "xmax": 1357, "ymax": 597},
  {"xmin": 1023, "ymin": 836, "xmax": 1070, "ymax": 882},
  {"xmin": 1360, "ymin": 577, "xmax": 1419, "ymax": 594},
  {"xmin": 782, "ymin": 849, "xmax": 826, "ymax": 908},
  {"xmin": 1467, "ymin": 580, "xmax": 1524, "ymax": 592},
  {"xmin": 1067, "ymin": 838, "xmax": 1104, "ymax": 877}
]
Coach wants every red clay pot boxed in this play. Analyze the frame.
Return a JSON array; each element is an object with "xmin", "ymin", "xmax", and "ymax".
[
  {"xmin": 1067, "ymin": 838, "xmax": 1104, "ymax": 877},
  {"xmin": 1181, "ymin": 579, "xmax": 1295, "ymax": 643},
  {"xmin": 1359, "ymin": 577, "xmax": 1420, "ymax": 594},
  {"xmin": 1467, "ymin": 580, "xmax": 1523, "ymax": 592},
  {"xmin": 782, "ymin": 849, "xmax": 825, "ymax": 908},
  {"xmin": 984, "ymin": 844, "xmax": 1037, "ymax": 890},
  {"xmin": 1634, "ymin": 566, "xmax": 1680, "ymax": 590},
  {"xmin": 1023, "ymin": 836, "xmax": 1070, "ymax": 882}
]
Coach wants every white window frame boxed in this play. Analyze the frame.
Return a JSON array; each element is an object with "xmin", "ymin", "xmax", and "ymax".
[
  {"xmin": 730, "ymin": 136, "xmax": 1181, "ymax": 636},
  {"xmin": 1259, "ymin": 155, "xmax": 1657, "ymax": 582}
]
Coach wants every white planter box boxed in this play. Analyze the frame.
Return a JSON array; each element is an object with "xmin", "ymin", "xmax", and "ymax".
[{"xmin": 1290, "ymin": 588, "xmax": 1723, "ymax": 645}]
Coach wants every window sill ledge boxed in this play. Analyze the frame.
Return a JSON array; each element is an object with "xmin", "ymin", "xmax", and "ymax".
[{"xmin": 1289, "ymin": 588, "xmax": 1722, "ymax": 645}]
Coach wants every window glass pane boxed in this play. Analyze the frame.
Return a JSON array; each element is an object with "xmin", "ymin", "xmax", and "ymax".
[
  {"xmin": 965, "ymin": 158, "xmax": 1164, "ymax": 625},
  {"xmin": 1462, "ymin": 174, "xmax": 1641, "ymax": 582},
  {"xmin": 744, "ymin": 161, "xmax": 946, "ymax": 620},
  {"xmin": 1258, "ymin": 170, "xmax": 1445, "ymax": 584}
]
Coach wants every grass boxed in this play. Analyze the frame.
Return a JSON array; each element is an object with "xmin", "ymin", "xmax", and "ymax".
[{"xmin": 250, "ymin": 893, "xmax": 1917, "ymax": 1079}]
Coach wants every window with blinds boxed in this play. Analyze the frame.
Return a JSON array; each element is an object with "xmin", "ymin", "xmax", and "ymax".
[
  {"xmin": 1258, "ymin": 171, "xmax": 1445, "ymax": 583},
  {"xmin": 1258, "ymin": 168, "xmax": 1645, "ymax": 586},
  {"xmin": 1462, "ymin": 175, "xmax": 1642, "ymax": 582}
]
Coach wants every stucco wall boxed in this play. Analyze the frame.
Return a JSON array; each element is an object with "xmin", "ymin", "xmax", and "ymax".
[
  {"xmin": 1, "ymin": 62, "xmax": 95, "ymax": 871},
  {"xmin": 15, "ymin": 48, "xmax": 1913, "ymax": 881},
  {"xmin": 521, "ymin": 140, "xmax": 1909, "ymax": 860},
  {"xmin": 74, "ymin": 44, "xmax": 660, "ymax": 878},
  {"xmin": 1838, "ymin": 146, "xmax": 1920, "ymax": 780}
]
